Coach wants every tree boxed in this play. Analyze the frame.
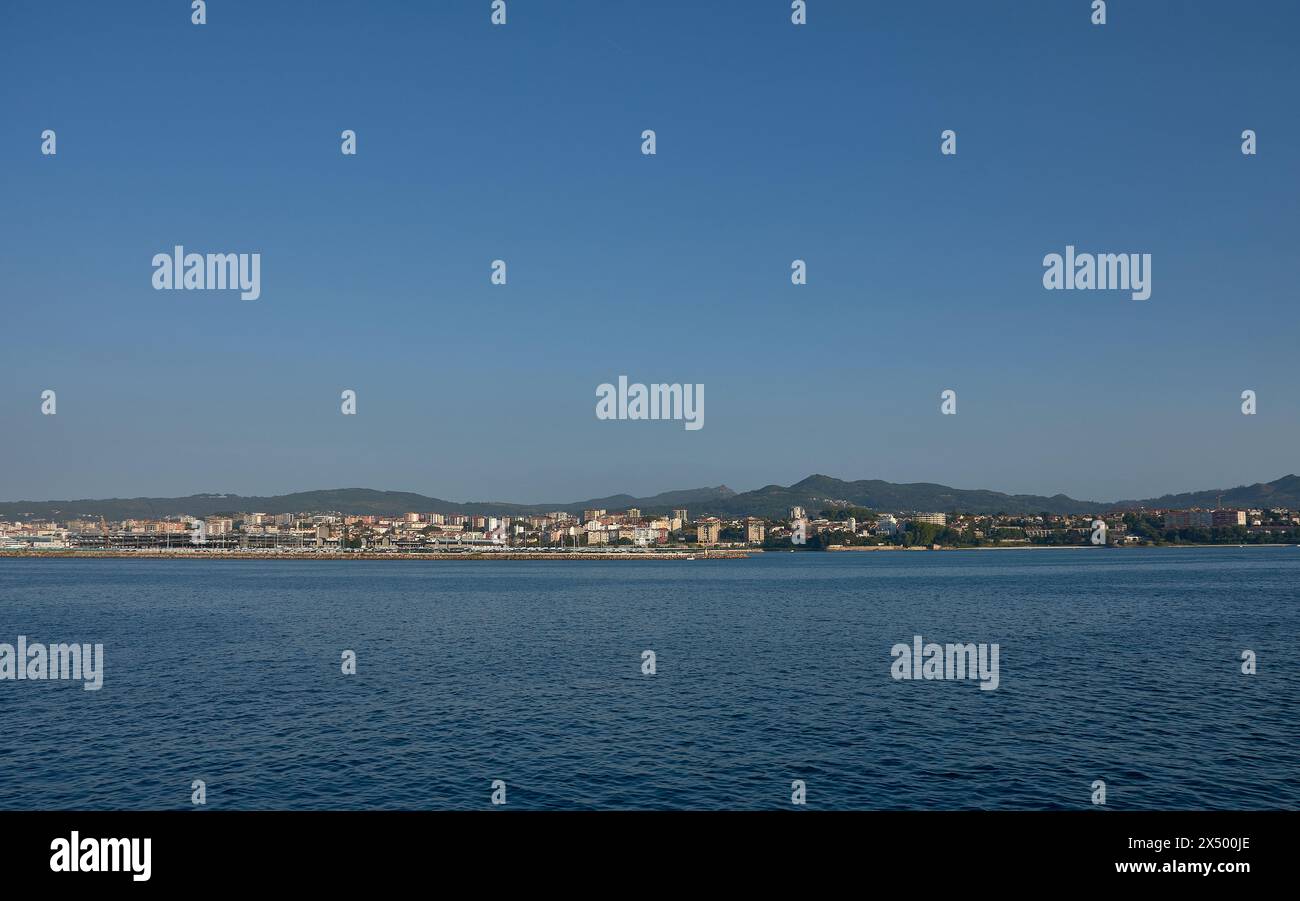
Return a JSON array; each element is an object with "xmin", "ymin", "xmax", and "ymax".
[
  {"xmin": 905, "ymin": 521, "xmax": 943, "ymax": 546},
  {"xmin": 819, "ymin": 506, "xmax": 873, "ymax": 522}
]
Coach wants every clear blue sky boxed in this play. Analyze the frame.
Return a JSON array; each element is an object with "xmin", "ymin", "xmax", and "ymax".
[{"xmin": 2, "ymin": 1, "xmax": 1297, "ymax": 504}]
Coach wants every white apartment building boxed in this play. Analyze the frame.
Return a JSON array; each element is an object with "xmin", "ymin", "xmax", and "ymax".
[{"xmin": 911, "ymin": 513, "xmax": 947, "ymax": 526}]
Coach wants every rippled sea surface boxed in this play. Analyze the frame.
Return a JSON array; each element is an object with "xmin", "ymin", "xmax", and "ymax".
[{"xmin": 1, "ymin": 548, "xmax": 1297, "ymax": 810}]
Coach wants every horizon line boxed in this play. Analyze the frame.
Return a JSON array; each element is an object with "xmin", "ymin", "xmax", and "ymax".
[{"xmin": 1, "ymin": 472, "xmax": 1295, "ymax": 509}]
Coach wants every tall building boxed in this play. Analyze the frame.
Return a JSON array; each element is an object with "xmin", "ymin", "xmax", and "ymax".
[
  {"xmin": 696, "ymin": 518, "xmax": 721, "ymax": 545},
  {"xmin": 206, "ymin": 517, "xmax": 233, "ymax": 536},
  {"xmin": 673, "ymin": 508, "xmax": 688, "ymax": 525},
  {"xmin": 1212, "ymin": 510, "xmax": 1246, "ymax": 528},
  {"xmin": 1165, "ymin": 511, "xmax": 1213, "ymax": 529},
  {"xmin": 790, "ymin": 506, "xmax": 806, "ymax": 521},
  {"xmin": 745, "ymin": 518, "xmax": 766, "ymax": 544},
  {"xmin": 632, "ymin": 527, "xmax": 666, "ymax": 546}
]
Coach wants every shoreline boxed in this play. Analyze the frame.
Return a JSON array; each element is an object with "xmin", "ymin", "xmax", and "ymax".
[
  {"xmin": 0, "ymin": 549, "xmax": 755, "ymax": 561},
  {"xmin": 824, "ymin": 543, "xmax": 1298, "ymax": 551},
  {"xmin": 1, "ymin": 544, "xmax": 1294, "ymax": 561}
]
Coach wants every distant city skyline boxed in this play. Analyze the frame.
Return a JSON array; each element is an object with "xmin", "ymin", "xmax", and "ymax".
[
  {"xmin": 4, "ymin": 1, "xmax": 1298, "ymax": 504},
  {"xmin": 6, "ymin": 483, "xmax": 1296, "ymax": 555}
]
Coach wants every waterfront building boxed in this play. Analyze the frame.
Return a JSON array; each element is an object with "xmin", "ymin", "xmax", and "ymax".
[
  {"xmin": 631, "ymin": 527, "xmax": 665, "ymax": 546},
  {"xmin": 1212, "ymin": 510, "xmax": 1246, "ymax": 528},
  {"xmin": 697, "ymin": 518, "xmax": 721, "ymax": 545},
  {"xmin": 206, "ymin": 517, "xmax": 233, "ymax": 536},
  {"xmin": 1164, "ymin": 511, "xmax": 1213, "ymax": 529}
]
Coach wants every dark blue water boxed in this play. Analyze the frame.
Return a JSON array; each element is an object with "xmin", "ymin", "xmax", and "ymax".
[{"xmin": 1, "ymin": 548, "xmax": 1296, "ymax": 810}]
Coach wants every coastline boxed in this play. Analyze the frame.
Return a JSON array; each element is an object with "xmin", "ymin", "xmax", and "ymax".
[
  {"xmin": 1, "ymin": 544, "xmax": 1293, "ymax": 561},
  {"xmin": 0, "ymin": 549, "xmax": 755, "ymax": 561},
  {"xmin": 825, "ymin": 543, "xmax": 1297, "ymax": 551}
]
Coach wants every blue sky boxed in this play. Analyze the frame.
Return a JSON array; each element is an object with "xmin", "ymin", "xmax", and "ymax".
[{"xmin": 2, "ymin": 1, "xmax": 1297, "ymax": 504}]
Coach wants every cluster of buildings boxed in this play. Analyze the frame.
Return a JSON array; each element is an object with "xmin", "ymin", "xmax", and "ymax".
[
  {"xmin": 1162, "ymin": 509, "xmax": 1248, "ymax": 529},
  {"xmin": 0, "ymin": 508, "xmax": 691, "ymax": 551},
  {"xmin": 2, "ymin": 503, "xmax": 1296, "ymax": 552},
  {"xmin": 698, "ymin": 505, "xmax": 1297, "ymax": 548}
]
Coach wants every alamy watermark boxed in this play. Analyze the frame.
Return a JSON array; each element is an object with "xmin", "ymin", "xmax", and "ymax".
[
  {"xmin": 1042, "ymin": 245, "xmax": 1151, "ymax": 300},
  {"xmin": 890, "ymin": 635, "xmax": 999, "ymax": 690},
  {"xmin": 1, "ymin": 636, "xmax": 104, "ymax": 690},
  {"xmin": 50, "ymin": 832, "xmax": 150, "ymax": 882},
  {"xmin": 152, "ymin": 245, "xmax": 261, "ymax": 300},
  {"xmin": 596, "ymin": 376, "xmax": 703, "ymax": 430}
]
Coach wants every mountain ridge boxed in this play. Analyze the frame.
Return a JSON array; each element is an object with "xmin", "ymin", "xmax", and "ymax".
[{"xmin": 2, "ymin": 475, "xmax": 1296, "ymax": 521}]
